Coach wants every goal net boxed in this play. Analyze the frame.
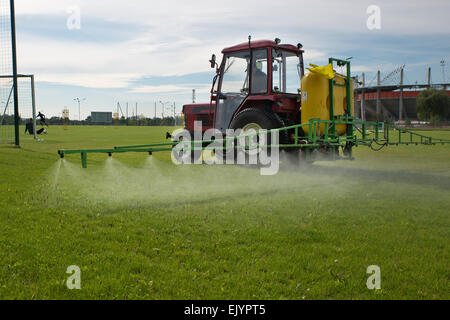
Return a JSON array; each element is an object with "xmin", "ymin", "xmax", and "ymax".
[
  {"xmin": 0, "ymin": 75, "xmax": 36, "ymax": 142},
  {"xmin": 0, "ymin": 1, "xmax": 36, "ymax": 143}
]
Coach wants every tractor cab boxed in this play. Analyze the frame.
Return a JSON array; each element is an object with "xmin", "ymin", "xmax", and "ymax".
[{"xmin": 183, "ymin": 39, "xmax": 304, "ymax": 135}]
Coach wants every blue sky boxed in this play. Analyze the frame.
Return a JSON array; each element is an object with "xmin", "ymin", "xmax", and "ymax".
[{"xmin": 11, "ymin": 0, "xmax": 450, "ymax": 119}]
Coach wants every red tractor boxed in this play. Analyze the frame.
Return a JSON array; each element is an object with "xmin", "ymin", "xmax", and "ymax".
[
  {"xmin": 182, "ymin": 38, "xmax": 304, "ymax": 145},
  {"xmin": 57, "ymin": 39, "xmax": 450, "ymax": 168}
]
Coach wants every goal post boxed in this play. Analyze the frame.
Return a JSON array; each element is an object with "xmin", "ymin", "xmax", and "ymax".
[
  {"xmin": 0, "ymin": 74, "xmax": 37, "ymax": 141},
  {"xmin": 10, "ymin": 0, "xmax": 19, "ymax": 147},
  {"xmin": 0, "ymin": 0, "xmax": 21, "ymax": 146}
]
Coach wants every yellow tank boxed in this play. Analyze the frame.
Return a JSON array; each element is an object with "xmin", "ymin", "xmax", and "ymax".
[{"xmin": 301, "ymin": 72, "xmax": 354, "ymax": 135}]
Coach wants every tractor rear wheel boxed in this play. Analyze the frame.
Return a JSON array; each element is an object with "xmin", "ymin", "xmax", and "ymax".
[
  {"xmin": 230, "ymin": 107, "xmax": 289, "ymax": 145},
  {"xmin": 230, "ymin": 107, "xmax": 286, "ymax": 131},
  {"xmin": 219, "ymin": 108, "xmax": 289, "ymax": 164}
]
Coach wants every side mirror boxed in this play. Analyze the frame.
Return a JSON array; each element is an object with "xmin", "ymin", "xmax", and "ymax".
[{"xmin": 209, "ymin": 54, "xmax": 216, "ymax": 69}]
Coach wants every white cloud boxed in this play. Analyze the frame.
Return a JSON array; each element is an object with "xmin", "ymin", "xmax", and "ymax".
[
  {"xmin": 130, "ymin": 82, "xmax": 212, "ymax": 94},
  {"xmin": 17, "ymin": 33, "xmax": 228, "ymax": 84},
  {"xmin": 37, "ymin": 72, "xmax": 140, "ymax": 88},
  {"xmin": 131, "ymin": 85, "xmax": 184, "ymax": 94}
]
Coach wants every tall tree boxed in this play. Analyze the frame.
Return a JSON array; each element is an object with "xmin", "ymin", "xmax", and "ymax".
[{"xmin": 416, "ymin": 89, "xmax": 450, "ymax": 121}]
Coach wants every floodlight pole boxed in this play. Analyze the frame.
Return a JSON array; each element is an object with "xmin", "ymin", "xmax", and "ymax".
[
  {"xmin": 74, "ymin": 97, "xmax": 86, "ymax": 122},
  {"xmin": 173, "ymin": 102, "xmax": 176, "ymax": 126},
  {"xmin": 160, "ymin": 101, "xmax": 170, "ymax": 119},
  {"xmin": 10, "ymin": 0, "xmax": 20, "ymax": 147}
]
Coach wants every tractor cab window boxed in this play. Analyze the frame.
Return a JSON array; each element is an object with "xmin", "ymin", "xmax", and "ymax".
[
  {"xmin": 215, "ymin": 50, "xmax": 251, "ymax": 132},
  {"xmin": 272, "ymin": 49, "xmax": 302, "ymax": 94},
  {"xmin": 220, "ymin": 51, "xmax": 250, "ymax": 94},
  {"xmin": 251, "ymin": 49, "xmax": 268, "ymax": 94}
]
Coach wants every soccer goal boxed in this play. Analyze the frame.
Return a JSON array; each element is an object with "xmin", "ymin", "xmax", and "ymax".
[{"xmin": 0, "ymin": 74, "xmax": 37, "ymax": 142}]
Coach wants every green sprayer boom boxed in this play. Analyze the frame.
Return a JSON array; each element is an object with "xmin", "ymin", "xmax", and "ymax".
[{"xmin": 57, "ymin": 120, "xmax": 450, "ymax": 169}]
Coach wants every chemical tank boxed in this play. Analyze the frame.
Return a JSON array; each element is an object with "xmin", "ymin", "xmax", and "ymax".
[{"xmin": 300, "ymin": 72, "xmax": 354, "ymax": 135}]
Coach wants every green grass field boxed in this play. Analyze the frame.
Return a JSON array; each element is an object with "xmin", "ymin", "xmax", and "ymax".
[{"xmin": 0, "ymin": 125, "xmax": 449, "ymax": 300}]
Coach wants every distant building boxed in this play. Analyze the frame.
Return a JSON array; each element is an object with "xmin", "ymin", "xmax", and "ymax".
[
  {"xmin": 62, "ymin": 109, "xmax": 70, "ymax": 120},
  {"xmin": 91, "ymin": 112, "xmax": 113, "ymax": 124}
]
